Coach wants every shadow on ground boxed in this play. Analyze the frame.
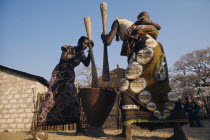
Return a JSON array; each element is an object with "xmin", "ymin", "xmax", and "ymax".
[
  {"xmin": 48, "ymin": 131, "xmax": 76, "ymax": 136},
  {"xmin": 133, "ymin": 136, "xmax": 166, "ymax": 140}
]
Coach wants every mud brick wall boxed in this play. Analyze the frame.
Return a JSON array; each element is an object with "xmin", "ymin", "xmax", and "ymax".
[{"xmin": 0, "ymin": 70, "xmax": 48, "ymax": 132}]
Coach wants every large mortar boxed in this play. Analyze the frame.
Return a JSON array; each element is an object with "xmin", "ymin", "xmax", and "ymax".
[{"xmin": 79, "ymin": 87, "xmax": 117, "ymax": 137}]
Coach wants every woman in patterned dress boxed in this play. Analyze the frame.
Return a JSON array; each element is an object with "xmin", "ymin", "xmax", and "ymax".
[
  {"xmin": 37, "ymin": 36, "xmax": 94, "ymax": 134},
  {"xmin": 101, "ymin": 12, "xmax": 188, "ymax": 140}
]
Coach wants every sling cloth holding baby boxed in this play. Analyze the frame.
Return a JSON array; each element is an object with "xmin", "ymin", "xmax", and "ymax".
[{"xmin": 121, "ymin": 25, "xmax": 159, "ymax": 56}]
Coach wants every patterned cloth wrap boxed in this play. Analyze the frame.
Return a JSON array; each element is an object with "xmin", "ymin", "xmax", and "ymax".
[
  {"xmin": 121, "ymin": 25, "xmax": 159, "ymax": 56},
  {"xmin": 37, "ymin": 45, "xmax": 85, "ymax": 126},
  {"xmin": 120, "ymin": 25, "xmax": 188, "ymax": 131}
]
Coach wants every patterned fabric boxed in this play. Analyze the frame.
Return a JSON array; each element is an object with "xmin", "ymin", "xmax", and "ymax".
[
  {"xmin": 154, "ymin": 56, "xmax": 168, "ymax": 82},
  {"xmin": 38, "ymin": 45, "xmax": 86, "ymax": 126},
  {"xmin": 129, "ymin": 25, "xmax": 159, "ymax": 39},
  {"xmin": 116, "ymin": 18, "xmax": 134, "ymax": 41},
  {"xmin": 121, "ymin": 43, "xmax": 188, "ymax": 131},
  {"xmin": 121, "ymin": 25, "xmax": 159, "ymax": 56}
]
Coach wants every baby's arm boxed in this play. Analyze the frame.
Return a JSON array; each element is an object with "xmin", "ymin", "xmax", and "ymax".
[{"xmin": 142, "ymin": 18, "xmax": 161, "ymax": 30}]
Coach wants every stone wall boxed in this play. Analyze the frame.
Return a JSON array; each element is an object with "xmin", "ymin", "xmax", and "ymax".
[{"xmin": 0, "ymin": 70, "xmax": 48, "ymax": 132}]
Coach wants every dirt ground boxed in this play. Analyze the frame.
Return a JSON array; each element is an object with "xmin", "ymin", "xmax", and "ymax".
[{"xmin": 0, "ymin": 120, "xmax": 209, "ymax": 140}]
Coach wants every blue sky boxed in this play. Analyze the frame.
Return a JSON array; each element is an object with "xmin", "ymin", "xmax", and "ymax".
[{"xmin": 1, "ymin": 0, "xmax": 210, "ymax": 81}]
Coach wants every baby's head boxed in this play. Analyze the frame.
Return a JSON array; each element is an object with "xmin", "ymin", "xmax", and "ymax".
[{"xmin": 137, "ymin": 11, "xmax": 150, "ymax": 20}]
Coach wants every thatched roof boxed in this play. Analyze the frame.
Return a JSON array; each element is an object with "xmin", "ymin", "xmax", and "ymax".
[{"xmin": 98, "ymin": 65, "xmax": 125, "ymax": 89}]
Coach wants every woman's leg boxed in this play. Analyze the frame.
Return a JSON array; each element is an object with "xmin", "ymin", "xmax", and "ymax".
[
  {"xmin": 124, "ymin": 124, "xmax": 132, "ymax": 140},
  {"xmin": 76, "ymin": 119, "xmax": 83, "ymax": 133},
  {"xmin": 166, "ymin": 123, "xmax": 188, "ymax": 140}
]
